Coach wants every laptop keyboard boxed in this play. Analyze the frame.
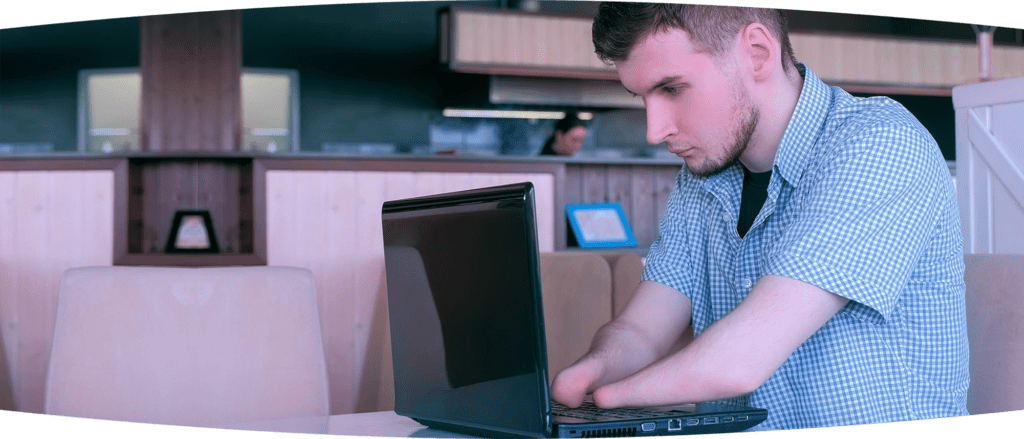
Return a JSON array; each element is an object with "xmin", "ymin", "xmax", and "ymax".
[{"xmin": 550, "ymin": 400, "xmax": 693, "ymax": 421}]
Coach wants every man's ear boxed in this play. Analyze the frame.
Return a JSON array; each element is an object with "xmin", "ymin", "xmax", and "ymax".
[{"xmin": 739, "ymin": 22, "xmax": 776, "ymax": 82}]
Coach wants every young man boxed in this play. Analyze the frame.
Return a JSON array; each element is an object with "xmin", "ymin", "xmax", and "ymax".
[{"xmin": 550, "ymin": 3, "xmax": 969, "ymax": 430}]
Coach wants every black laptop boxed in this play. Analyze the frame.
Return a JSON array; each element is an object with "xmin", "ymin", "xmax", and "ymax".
[{"xmin": 381, "ymin": 182, "xmax": 767, "ymax": 438}]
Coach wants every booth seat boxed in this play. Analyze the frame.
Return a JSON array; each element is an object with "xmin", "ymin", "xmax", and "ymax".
[
  {"xmin": 27, "ymin": 251, "xmax": 675, "ymax": 421},
  {"xmin": 546, "ymin": 252, "xmax": 1024, "ymax": 415},
  {"xmin": 43, "ymin": 266, "xmax": 330, "ymax": 427},
  {"xmin": 362, "ymin": 250, "xmax": 647, "ymax": 412},
  {"xmin": 546, "ymin": 252, "xmax": 1024, "ymax": 416},
  {"xmin": 593, "ymin": 251, "xmax": 694, "ymax": 350},
  {"xmin": 964, "ymin": 254, "xmax": 1024, "ymax": 415},
  {"xmin": 28, "ymin": 252, "xmax": 1024, "ymax": 422}
]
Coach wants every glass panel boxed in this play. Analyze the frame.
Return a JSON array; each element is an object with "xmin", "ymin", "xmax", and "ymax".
[
  {"xmin": 79, "ymin": 68, "xmax": 298, "ymax": 153},
  {"xmin": 85, "ymin": 71, "xmax": 141, "ymax": 153},
  {"xmin": 241, "ymin": 70, "xmax": 296, "ymax": 153}
]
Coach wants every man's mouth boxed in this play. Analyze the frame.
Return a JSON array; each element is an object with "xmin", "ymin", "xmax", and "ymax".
[{"xmin": 668, "ymin": 145, "xmax": 693, "ymax": 157}]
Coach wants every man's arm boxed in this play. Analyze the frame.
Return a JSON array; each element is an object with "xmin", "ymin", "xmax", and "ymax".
[
  {"xmin": 591, "ymin": 274, "xmax": 849, "ymax": 408},
  {"xmin": 550, "ymin": 280, "xmax": 692, "ymax": 408}
]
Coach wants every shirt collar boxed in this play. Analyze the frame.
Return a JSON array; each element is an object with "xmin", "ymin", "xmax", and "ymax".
[{"xmin": 771, "ymin": 64, "xmax": 833, "ymax": 188}]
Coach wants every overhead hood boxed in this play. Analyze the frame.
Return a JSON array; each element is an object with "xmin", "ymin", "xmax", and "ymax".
[
  {"xmin": 437, "ymin": 71, "xmax": 643, "ymax": 111},
  {"xmin": 487, "ymin": 75, "xmax": 643, "ymax": 109}
]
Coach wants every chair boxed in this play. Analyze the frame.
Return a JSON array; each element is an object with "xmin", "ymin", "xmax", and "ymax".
[
  {"xmin": 44, "ymin": 266, "xmax": 329, "ymax": 427},
  {"xmin": 595, "ymin": 251, "xmax": 694, "ymax": 351},
  {"xmin": 592, "ymin": 251, "xmax": 645, "ymax": 318},
  {"xmin": 964, "ymin": 254, "xmax": 1024, "ymax": 415},
  {"xmin": 539, "ymin": 252, "xmax": 613, "ymax": 378}
]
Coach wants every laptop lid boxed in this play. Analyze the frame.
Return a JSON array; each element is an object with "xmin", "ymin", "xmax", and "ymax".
[
  {"xmin": 382, "ymin": 182, "xmax": 553, "ymax": 437},
  {"xmin": 381, "ymin": 182, "xmax": 768, "ymax": 437}
]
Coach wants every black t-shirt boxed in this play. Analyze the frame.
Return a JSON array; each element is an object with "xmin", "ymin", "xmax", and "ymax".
[{"xmin": 737, "ymin": 167, "xmax": 772, "ymax": 239}]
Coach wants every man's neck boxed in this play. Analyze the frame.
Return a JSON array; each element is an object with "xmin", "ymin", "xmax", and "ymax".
[{"xmin": 739, "ymin": 64, "xmax": 804, "ymax": 173}]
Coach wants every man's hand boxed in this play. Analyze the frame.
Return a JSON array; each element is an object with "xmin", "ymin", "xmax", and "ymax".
[
  {"xmin": 549, "ymin": 281, "xmax": 693, "ymax": 408},
  {"xmin": 550, "ymin": 356, "xmax": 605, "ymax": 408}
]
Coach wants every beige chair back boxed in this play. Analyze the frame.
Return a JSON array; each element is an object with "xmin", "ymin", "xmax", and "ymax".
[
  {"xmin": 44, "ymin": 266, "xmax": 329, "ymax": 426},
  {"xmin": 596, "ymin": 251, "xmax": 694, "ymax": 350},
  {"xmin": 965, "ymin": 254, "xmax": 1024, "ymax": 415},
  {"xmin": 540, "ymin": 253, "xmax": 613, "ymax": 378},
  {"xmin": 593, "ymin": 252, "xmax": 645, "ymax": 318}
]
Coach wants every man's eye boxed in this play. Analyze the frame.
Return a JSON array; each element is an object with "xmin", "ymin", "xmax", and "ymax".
[{"xmin": 662, "ymin": 86, "xmax": 681, "ymax": 95}]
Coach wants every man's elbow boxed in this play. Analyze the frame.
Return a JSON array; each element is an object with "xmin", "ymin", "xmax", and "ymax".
[{"xmin": 700, "ymin": 362, "xmax": 769, "ymax": 399}]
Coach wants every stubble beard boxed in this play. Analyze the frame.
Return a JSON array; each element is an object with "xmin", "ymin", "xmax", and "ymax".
[{"xmin": 686, "ymin": 104, "xmax": 759, "ymax": 178}]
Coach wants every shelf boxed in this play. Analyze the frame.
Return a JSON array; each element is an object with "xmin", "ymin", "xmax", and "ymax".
[
  {"xmin": 115, "ymin": 253, "xmax": 265, "ymax": 267},
  {"xmin": 115, "ymin": 156, "xmax": 264, "ymax": 266}
]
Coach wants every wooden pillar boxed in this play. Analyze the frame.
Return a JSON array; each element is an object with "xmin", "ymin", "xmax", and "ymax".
[
  {"xmin": 134, "ymin": 12, "xmax": 250, "ymax": 263},
  {"xmin": 140, "ymin": 11, "xmax": 242, "ymax": 152}
]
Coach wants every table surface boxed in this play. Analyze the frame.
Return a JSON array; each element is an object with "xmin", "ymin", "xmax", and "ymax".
[{"xmin": 216, "ymin": 411, "xmax": 476, "ymax": 437}]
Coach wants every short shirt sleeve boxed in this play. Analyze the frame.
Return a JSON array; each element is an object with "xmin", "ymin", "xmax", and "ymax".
[
  {"xmin": 765, "ymin": 116, "xmax": 946, "ymax": 324},
  {"xmin": 641, "ymin": 171, "xmax": 700, "ymax": 300}
]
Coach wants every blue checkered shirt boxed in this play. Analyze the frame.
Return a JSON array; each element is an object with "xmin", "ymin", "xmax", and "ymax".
[{"xmin": 642, "ymin": 65, "xmax": 969, "ymax": 429}]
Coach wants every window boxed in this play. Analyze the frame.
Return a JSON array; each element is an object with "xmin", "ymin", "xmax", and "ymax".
[
  {"xmin": 240, "ymin": 68, "xmax": 299, "ymax": 153},
  {"xmin": 78, "ymin": 68, "xmax": 142, "ymax": 153},
  {"xmin": 78, "ymin": 68, "xmax": 299, "ymax": 153}
]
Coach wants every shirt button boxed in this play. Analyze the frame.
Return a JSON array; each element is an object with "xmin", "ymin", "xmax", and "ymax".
[{"xmin": 742, "ymin": 278, "xmax": 753, "ymax": 289}]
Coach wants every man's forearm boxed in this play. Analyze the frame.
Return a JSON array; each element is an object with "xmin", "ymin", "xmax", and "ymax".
[
  {"xmin": 591, "ymin": 275, "xmax": 849, "ymax": 408},
  {"xmin": 579, "ymin": 318, "xmax": 675, "ymax": 389}
]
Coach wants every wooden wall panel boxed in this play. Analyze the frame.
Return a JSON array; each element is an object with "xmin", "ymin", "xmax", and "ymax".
[
  {"xmin": 0, "ymin": 173, "xmax": 16, "ymax": 412},
  {"xmin": 581, "ymin": 166, "xmax": 607, "ymax": 203},
  {"xmin": 141, "ymin": 11, "xmax": 242, "ymax": 152},
  {"xmin": 0, "ymin": 171, "xmax": 114, "ymax": 413},
  {"xmin": 446, "ymin": 7, "xmax": 1024, "ymax": 92},
  {"xmin": 604, "ymin": 166, "xmax": 631, "ymax": 206},
  {"xmin": 628, "ymin": 167, "xmax": 657, "ymax": 248},
  {"xmin": 450, "ymin": 8, "xmax": 612, "ymax": 77},
  {"xmin": 654, "ymin": 167, "xmax": 681, "ymax": 235},
  {"xmin": 790, "ymin": 32, "xmax": 1024, "ymax": 89},
  {"xmin": 265, "ymin": 170, "xmax": 555, "ymax": 414},
  {"xmin": 563, "ymin": 163, "xmax": 683, "ymax": 250},
  {"xmin": 13, "ymin": 172, "xmax": 49, "ymax": 415}
]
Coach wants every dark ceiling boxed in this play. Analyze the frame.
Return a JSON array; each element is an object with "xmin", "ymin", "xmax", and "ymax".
[{"xmin": 1, "ymin": 1, "xmax": 1022, "ymax": 52}]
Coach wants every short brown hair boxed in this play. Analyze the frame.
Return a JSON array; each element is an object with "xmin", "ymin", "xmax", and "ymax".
[{"xmin": 592, "ymin": 2, "xmax": 798, "ymax": 72}]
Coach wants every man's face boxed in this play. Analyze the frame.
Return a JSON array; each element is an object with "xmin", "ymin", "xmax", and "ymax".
[
  {"xmin": 553, "ymin": 125, "xmax": 587, "ymax": 156},
  {"xmin": 617, "ymin": 28, "xmax": 759, "ymax": 177}
]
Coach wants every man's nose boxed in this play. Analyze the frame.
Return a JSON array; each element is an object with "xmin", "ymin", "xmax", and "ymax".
[{"xmin": 645, "ymin": 102, "xmax": 676, "ymax": 145}]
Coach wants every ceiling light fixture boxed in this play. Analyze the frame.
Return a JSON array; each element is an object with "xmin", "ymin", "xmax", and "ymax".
[{"xmin": 442, "ymin": 108, "xmax": 594, "ymax": 121}]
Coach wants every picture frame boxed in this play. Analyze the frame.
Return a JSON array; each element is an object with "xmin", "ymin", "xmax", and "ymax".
[
  {"xmin": 164, "ymin": 210, "xmax": 220, "ymax": 253},
  {"xmin": 565, "ymin": 203, "xmax": 637, "ymax": 248}
]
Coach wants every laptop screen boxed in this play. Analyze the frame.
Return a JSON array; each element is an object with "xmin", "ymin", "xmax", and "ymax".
[{"xmin": 382, "ymin": 182, "xmax": 551, "ymax": 437}]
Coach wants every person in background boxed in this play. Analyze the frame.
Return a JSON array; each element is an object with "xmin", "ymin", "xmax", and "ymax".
[{"xmin": 539, "ymin": 112, "xmax": 589, "ymax": 156}]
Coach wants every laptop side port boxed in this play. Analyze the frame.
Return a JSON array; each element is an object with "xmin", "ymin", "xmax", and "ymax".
[
  {"xmin": 668, "ymin": 419, "xmax": 683, "ymax": 431},
  {"xmin": 641, "ymin": 422, "xmax": 656, "ymax": 432}
]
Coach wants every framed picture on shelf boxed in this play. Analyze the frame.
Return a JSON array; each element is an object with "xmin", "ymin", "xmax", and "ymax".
[{"xmin": 165, "ymin": 210, "xmax": 220, "ymax": 254}]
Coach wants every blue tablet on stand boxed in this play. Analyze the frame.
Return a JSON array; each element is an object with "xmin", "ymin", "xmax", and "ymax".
[{"xmin": 565, "ymin": 203, "xmax": 637, "ymax": 248}]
